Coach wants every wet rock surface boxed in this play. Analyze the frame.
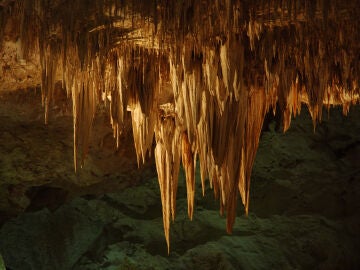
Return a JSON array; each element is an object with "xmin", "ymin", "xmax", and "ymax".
[{"xmin": 0, "ymin": 91, "xmax": 359, "ymax": 269}]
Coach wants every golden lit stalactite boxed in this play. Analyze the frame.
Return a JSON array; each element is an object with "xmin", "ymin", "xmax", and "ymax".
[
  {"xmin": 239, "ymin": 87, "xmax": 267, "ymax": 215},
  {"xmin": 196, "ymin": 90, "xmax": 210, "ymax": 196},
  {"xmin": 105, "ymin": 51, "xmax": 122, "ymax": 147},
  {"xmin": 61, "ymin": 36, "xmax": 102, "ymax": 171},
  {"xmin": 40, "ymin": 41, "xmax": 60, "ymax": 125},
  {"xmin": 154, "ymin": 114, "xmax": 182, "ymax": 253},
  {"xmin": 212, "ymin": 96, "xmax": 247, "ymax": 233},
  {"xmin": 19, "ymin": 0, "xmax": 56, "ymax": 124},
  {"xmin": 127, "ymin": 49, "xmax": 159, "ymax": 166},
  {"xmin": 181, "ymin": 132, "xmax": 195, "ymax": 220},
  {"xmin": 131, "ymin": 101, "xmax": 156, "ymax": 165},
  {"xmin": 283, "ymin": 79, "xmax": 302, "ymax": 132}
]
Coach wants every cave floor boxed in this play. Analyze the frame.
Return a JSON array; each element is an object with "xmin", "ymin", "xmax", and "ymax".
[{"xmin": 0, "ymin": 90, "xmax": 359, "ymax": 270}]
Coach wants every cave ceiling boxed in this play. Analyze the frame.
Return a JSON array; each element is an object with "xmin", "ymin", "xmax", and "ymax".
[{"xmin": 0, "ymin": 0, "xmax": 359, "ymax": 251}]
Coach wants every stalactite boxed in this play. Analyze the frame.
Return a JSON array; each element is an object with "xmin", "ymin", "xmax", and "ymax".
[
  {"xmin": 154, "ymin": 114, "xmax": 182, "ymax": 253},
  {"xmin": 181, "ymin": 132, "xmax": 195, "ymax": 220},
  {"xmin": 239, "ymin": 87, "xmax": 267, "ymax": 215},
  {"xmin": 127, "ymin": 49, "xmax": 160, "ymax": 165},
  {"xmin": 1, "ymin": 0, "xmax": 359, "ymax": 252}
]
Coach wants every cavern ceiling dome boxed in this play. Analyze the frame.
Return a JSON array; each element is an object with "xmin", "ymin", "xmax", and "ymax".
[{"xmin": 0, "ymin": 0, "xmax": 359, "ymax": 251}]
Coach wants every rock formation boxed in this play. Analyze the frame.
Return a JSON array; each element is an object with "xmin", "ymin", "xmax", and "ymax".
[{"xmin": 0, "ymin": 0, "xmax": 359, "ymax": 250}]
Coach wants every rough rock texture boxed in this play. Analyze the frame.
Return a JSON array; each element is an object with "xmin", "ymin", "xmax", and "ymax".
[
  {"xmin": 0, "ymin": 96, "xmax": 359, "ymax": 269},
  {"xmin": 0, "ymin": 41, "xmax": 40, "ymax": 92},
  {"xmin": 0, "ymin": 89, "xmax": 155, "ymax": 223}
]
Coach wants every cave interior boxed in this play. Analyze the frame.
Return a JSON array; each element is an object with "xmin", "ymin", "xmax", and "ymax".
[{"xmin": 0, "ymin": 0, "xmax": 359, "ymax": 269}]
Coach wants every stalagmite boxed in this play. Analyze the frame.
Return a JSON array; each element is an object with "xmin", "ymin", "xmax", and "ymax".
[{"xmin": 0, "ymin": 0, "xmax": 359, "ymax": 251}]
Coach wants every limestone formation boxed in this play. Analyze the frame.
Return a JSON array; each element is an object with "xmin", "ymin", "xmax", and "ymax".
[{"xmin": 0, "ymin": 0, "xmax": 359, "ymax": 250}]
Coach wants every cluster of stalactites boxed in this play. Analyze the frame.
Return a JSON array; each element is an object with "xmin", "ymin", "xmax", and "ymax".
[{"xmin": 3, "ymin": 0, "xmax": 359, "ymax": 252}]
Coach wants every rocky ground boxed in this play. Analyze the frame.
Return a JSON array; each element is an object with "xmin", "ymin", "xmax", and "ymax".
[{"xmin": 0, "ymin": 89, "xmax": 359, "ymax": 270}]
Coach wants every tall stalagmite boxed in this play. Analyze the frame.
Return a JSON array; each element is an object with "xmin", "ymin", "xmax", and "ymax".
[{"xmin": 0, "ymin": 0, "xmax": 359, "ymax": 251}]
